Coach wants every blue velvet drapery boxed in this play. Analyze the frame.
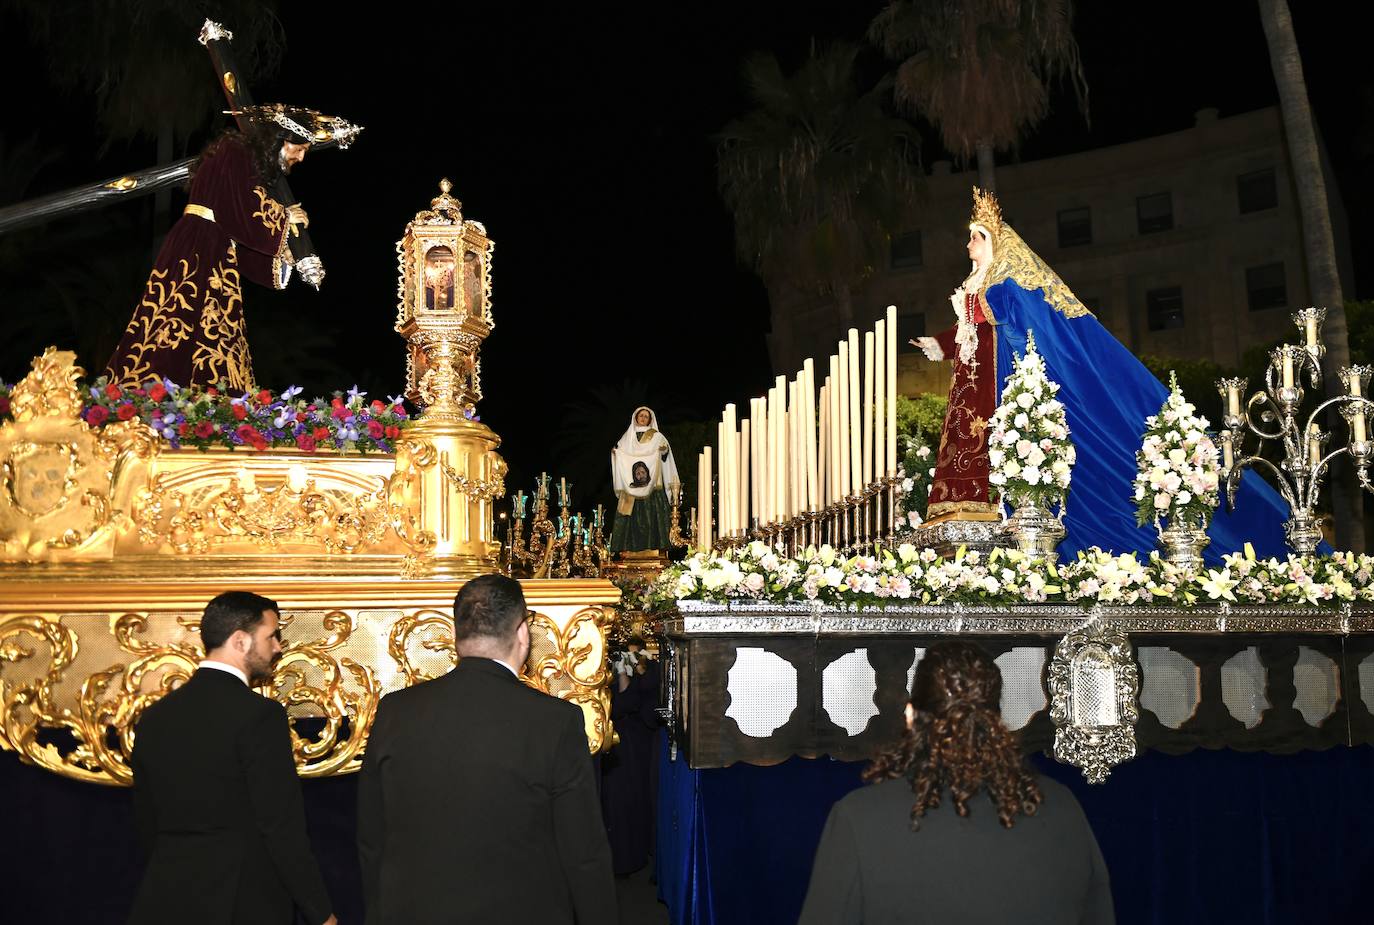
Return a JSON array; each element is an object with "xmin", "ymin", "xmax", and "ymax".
[
  {"xmin": 986, "ymin": 279, "xmax": 1312, "ymax": 563},
  {"xmin": 656, "ymin": 736, "xmax": 1374, "ymax": 925}
]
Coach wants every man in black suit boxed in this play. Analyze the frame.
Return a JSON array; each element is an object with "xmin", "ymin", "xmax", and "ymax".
[
  {"xmin": 129, "ymin": 591, "xmax": 335, "ymax": 925},
  {"xmin": 358, "ymin": 574, "xmax": 616, "ymax": 924}
]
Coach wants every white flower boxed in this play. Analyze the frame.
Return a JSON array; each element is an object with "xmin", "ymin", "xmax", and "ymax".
[
  {"xmin": 916, "ymin": 446, "xmax": 931, "ymax": 459},
  {"xmin": 744, "ymin": 572, "xmax": 766, "ymax": 593},
  {"xmin": 1004, "ymin": 460, "xmax": 1022, "ymax": 478},
  {"xmin": 1023, "ymin": 465, "xmax": 1042, "ymax": 485},
  {"xmin": 1176, "ymin": 490, "xmax": 1192, "ymax": 505},
  {"xmin": 1026, "ymin": 445, "xmax": 1047, "ymax": 467},
  {"xmin": 1015, "ymin": 412, "xmax": 1030, "ymax": 430},
  {"xmin": 1017, "ymin": 392, "xmax": 1036, "ymax": 409}
]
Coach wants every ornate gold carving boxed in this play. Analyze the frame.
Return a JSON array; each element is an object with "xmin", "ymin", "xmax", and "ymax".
[
  {"xmin": 527, "ymin": 605, "xmax": 616, "ymax": 753},
  {"xmin": 1, "ymin": 351, "xmax": 156, "ymax": 561},
  {"xmin": 387, "ymin": 609, "xmax": 457, "ymax": 687},
  {"xmin": 133, "ymin": 472, "xmax": 394, "ymax": 555}
]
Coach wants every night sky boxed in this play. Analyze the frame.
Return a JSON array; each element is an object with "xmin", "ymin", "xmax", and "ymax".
[{"xmin": 3, "ymin": 2, "xmax": 1370, "ymax": 496}]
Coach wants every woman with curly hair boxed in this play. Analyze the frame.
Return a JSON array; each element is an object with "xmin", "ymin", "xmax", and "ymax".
[{"xmin": 799, "ymin": 640, "xmax": 1113, "ymax": 924}]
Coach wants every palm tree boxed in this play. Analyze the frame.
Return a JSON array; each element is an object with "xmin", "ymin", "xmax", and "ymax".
[
  {"xmin": 868, "ymin": 0, "xmax": 1087, "ymax": 192},
  {"xmin": 717, "ymin": 42, "xmax": 922, "ymax": 340},
  {"xmin": 9, "ymin": 1, "xmax": 285, "ymax": 227},
  {"xmin": 1257, "ymin": 0, "xmax": 1361, "ymax": 552}
]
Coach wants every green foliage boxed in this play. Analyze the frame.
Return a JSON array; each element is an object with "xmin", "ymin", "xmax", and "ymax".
[{"xmin": 895, "ymin": 393, "xmax": 947, "ymax": 448}]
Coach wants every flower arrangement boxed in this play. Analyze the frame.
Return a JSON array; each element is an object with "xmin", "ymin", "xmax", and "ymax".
[
  {"xmin": 987, "ymin": 334, "xmax": 1074, "ymax": 510},
  {"xmin": 1134, "ymin": 372, "xmax": 1221, "ymax": 528},
  {"xmin": 0, "ymin": 375, "xmax": 414, "ymax": 454},
  {"xmin": 660, "ymin": 541, "xmax": 1374, "ymax": 610}
]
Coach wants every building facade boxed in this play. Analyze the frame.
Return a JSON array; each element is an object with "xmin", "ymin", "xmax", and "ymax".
[{"xmin": 765, "ymin": 107, "xmax": 1354, "ymax": 398}]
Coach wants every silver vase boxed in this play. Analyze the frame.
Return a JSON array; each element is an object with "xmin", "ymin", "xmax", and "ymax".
[
  {"xmin": 1003, "ymin": 495, "xmax": 1066, "ymax": 563},
  {"xmin": 1156, "ymin": 516, "xmax": 1210, "ymax": 574}
]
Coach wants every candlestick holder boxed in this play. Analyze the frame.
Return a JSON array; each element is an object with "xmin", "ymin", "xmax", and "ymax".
[
  {"xmin": 1217, "ymin": 307, "xmax": 1371, "ymax": 554},
  {"xmin": 505, "ymin": 475, "xmax": 609, "ymax": 577},
  {"xmin": 667, "ymin": 486, "xmax": 690, "ymax": 550}
]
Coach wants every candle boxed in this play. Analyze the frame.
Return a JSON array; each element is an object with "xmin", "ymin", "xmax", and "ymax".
[
  {"xmin": 703, "ymin": 446, "xmax": 713, "ymax": 547},
  {"xmin": 863, "ymin": 330, "xmax": 875, "ymax": 489},
  {"xmin": 1305, "ymin": 315, "xmax": 1318, "ymax": 348},
  {"xmin": 1282, "ymin": 349, "xmax": 1295, "ymax": 390},
  {"xmin": 1222, "ymin": 437, "xmax": 1234, "ymax": 474},
  {"xmin": 804, "ymin": 359, "xmax": 819, "ymax": 511},
  {"xmin": 697, "ymin": 453, "xmax": 706, "ymax": 548},
  {"xmin": 847, "ymin": 328, "xmax": 862, "ymax": 495},
  {"xmin": 594, "ymin": 503, "xmax": 603, "ymax": 528},
  {"xmin": 874, "ymin": 319, "xmax": 886, "ymax": 485},
  {"xmin": 717, "ymin": 420, "xmax": 728, "ymax": 536},
  {"xmin": 887, "ymin": 305, "xmax": 898, "ymax": 477},
  {"xmin": 287, "ymin": 464, "xmax": 308, "ymax": 493},
  {"xmin": 819, "ymin": 381, "xmax": 830, "ymax": 507},
  {"xmin": 1308, "ymin": 423, "xmax": 1321, "ymax": 466},
  {"xmin": 1349, "ymin": 369, "xmax": 1364, "ymax": 398},
  {"xmin": 1228, "ymin": 385, "xmax": 1241, "ymax": 417},
  {"xmin": 775, "ymin": 376, "xmax": 787, "ymax": 517},
  {"xmin": 837, "ymin": 344, "xmax": 850, "ymax": 500},
  {"xmin": 751, "ymin": 398, "xmax": 764, "ymax": 524},
  {"xmin": 724, "ymin": 404, "xmax": 737, "ymax": 535},
  {"xmin": 739, "ymin": 419, "xmax": 751, "ymax": 531},
  {"xmin": 1355, "ymin": 412, "xmax": 1368, "ymax": 445}
]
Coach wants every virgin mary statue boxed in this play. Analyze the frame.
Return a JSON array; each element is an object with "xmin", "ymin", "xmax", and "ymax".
[
  {"xmin": 916, "ymin": 188, "xmax": 1295, "ymax": 562},
  {"xmin": 610, "ymin": 406, "xmax": 681, "ymax": 554}
]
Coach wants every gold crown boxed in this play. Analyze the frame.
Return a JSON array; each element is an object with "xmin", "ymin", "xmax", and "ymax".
[{"xmin": 969, "ymin": 186, "xmax": 1004, "ymax": 237}]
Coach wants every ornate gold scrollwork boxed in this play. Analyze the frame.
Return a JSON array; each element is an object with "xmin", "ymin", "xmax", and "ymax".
[
  {"xmin": 527, "ymin": 606, "xmax": 616, "ymax": 753},
  {"xmin": 271, "ymin": 611, "xmax": 381, "ymax": 777},
  {"xmin": 387, "ymin": 608, "xmax": 457, "ymax": 687},
  {"xmin": 134, "ymin": 476, "xmax": 395, "ymax": 555},
  {"xmin": 0, "ymin": 615, "xmax": 84, "ymax": 778}
]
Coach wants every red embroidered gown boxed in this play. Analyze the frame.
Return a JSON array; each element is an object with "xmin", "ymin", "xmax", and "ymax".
[
  {"xmin": 105, "ymin": 137, "xmax": 291, "ymax": 392},
  {"xmin": 927, "ymin": 290, "xmax": 997, "ymax": 518}
]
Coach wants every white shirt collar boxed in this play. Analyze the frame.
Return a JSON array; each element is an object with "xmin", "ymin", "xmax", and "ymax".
[
  {"xmin": 492, "ymin": 658, "xmax": 520, "ymax": 678},
  {"xmin": 200, "ymin": 660, "xmax": 249, "ymax": 685}
]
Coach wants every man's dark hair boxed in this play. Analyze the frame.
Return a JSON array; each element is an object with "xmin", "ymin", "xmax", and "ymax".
[
  {"xmin": 453, "ymin": 575, "xmax": 526, "ymax": 643},
  {"xmin": 201, "ymin": 591, "xmax": 278, "ymax": 651},
  {"xmin": 193, "ymin": 122, "xmax": 285, "ymax": 186}
]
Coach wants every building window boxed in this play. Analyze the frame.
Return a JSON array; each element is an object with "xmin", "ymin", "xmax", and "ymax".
[
  {"xmin": 898, "ymin": 311, "xmax": 927, "ymax": 348},
  {"xmin": 1057, "ymin": 207, "xmax": 1092, "ymax": 248},
  {"xmin": 1246, "ymin": 262, "xmax": 1287, "ymax": 311},
  {"xmin": 1146, "ymin": 287, "xmax": 1184, "ymax": 331},
  {"xmin": 1137, "ymin": 192, "xmax": 1174, "ymax": 234},
  {"xmin": 890, "ymin": 231, "xmax": 923, "ymax": 269},
  {"xmin": 1237, "ymin": 168, "xmax": 1277, "ymax": 214}
]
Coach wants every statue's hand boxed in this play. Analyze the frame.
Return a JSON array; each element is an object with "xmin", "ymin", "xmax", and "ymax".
[
  {"xmin": 286, "ymin": 203, "xmax": 310, "ymax": 230},
  {"xmin": 912, "ymin": 337, "xmax": 944, "ymax": 362}
]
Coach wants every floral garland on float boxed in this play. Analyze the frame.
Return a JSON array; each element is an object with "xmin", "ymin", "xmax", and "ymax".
[
  {"xmin": 1134, "ymin": 372, "xmax": 1221, "ymax": 571},
  {"xmin": 660, "ymin": 540, "xmax": 1374, "ymax": 609},
  {"xmin": 987, "ymin": 332, "xmax": 1075, "ymax": 561},
  {"xmin": 0, "ymin": 375, "xmax": 423, "ymax": 455}
]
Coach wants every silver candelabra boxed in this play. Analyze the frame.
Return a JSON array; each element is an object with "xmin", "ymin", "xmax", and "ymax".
[{"xmin": 1217, "ymin": 306, "xmax": 1374, "ymax": 554}]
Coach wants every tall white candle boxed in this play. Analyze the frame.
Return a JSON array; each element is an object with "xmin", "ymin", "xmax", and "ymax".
[
  {"xmin": 863, "ymin": 330, "xmax": 875, "ymax": 488},
  {"xmin": 1349, "ymin": 369, "xmax": 1364, "ymax": 398},
  {"xmin": 804, "ymin": 359, "xmax": 819, "ymax": 512},
  {"xmin": 874, "ymin": 319, "xmax": 886, "ymax": 486},
  {"xmin": 847, "ymin": 328, "xmax": 862, "ymax": 495},
  {"xmin": 739, "ymin": 419, "xmax": 751, "ymax": 533},
  {"xmin": 787, "ymin": 382, "xmax": 798, "ymax": 517},
  {"xmin": 887, "ymin": 305, "xmax": 898, "ymax": 476},
  {"xmin": 819, "ymin": 381, "xmax": 830, "ymax": 508},
  {"xmin": 717, "ymin": 420, "xmax": 728, "ymax": 536},
  {"xmin": 775, "ymin": 376, "xmax": 787, "ymax": 518},
  {"xmin": 1282, "ymin": 350, "xmax": 1295, "ymax": 390},
  {"xmin": 703, "ymin": 446, "xmax": 713, "ymax": 548},
  {"xmin": 756, "ymin": 397, "xmax": 767, "ymax": 524},
  {"xmin": 1222, "ymin": 438, "xmax": 1234, "ymax": 474},
  {"xmin": 837, "ymin": 344, "xmax": 850, "ymax": 500}
]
